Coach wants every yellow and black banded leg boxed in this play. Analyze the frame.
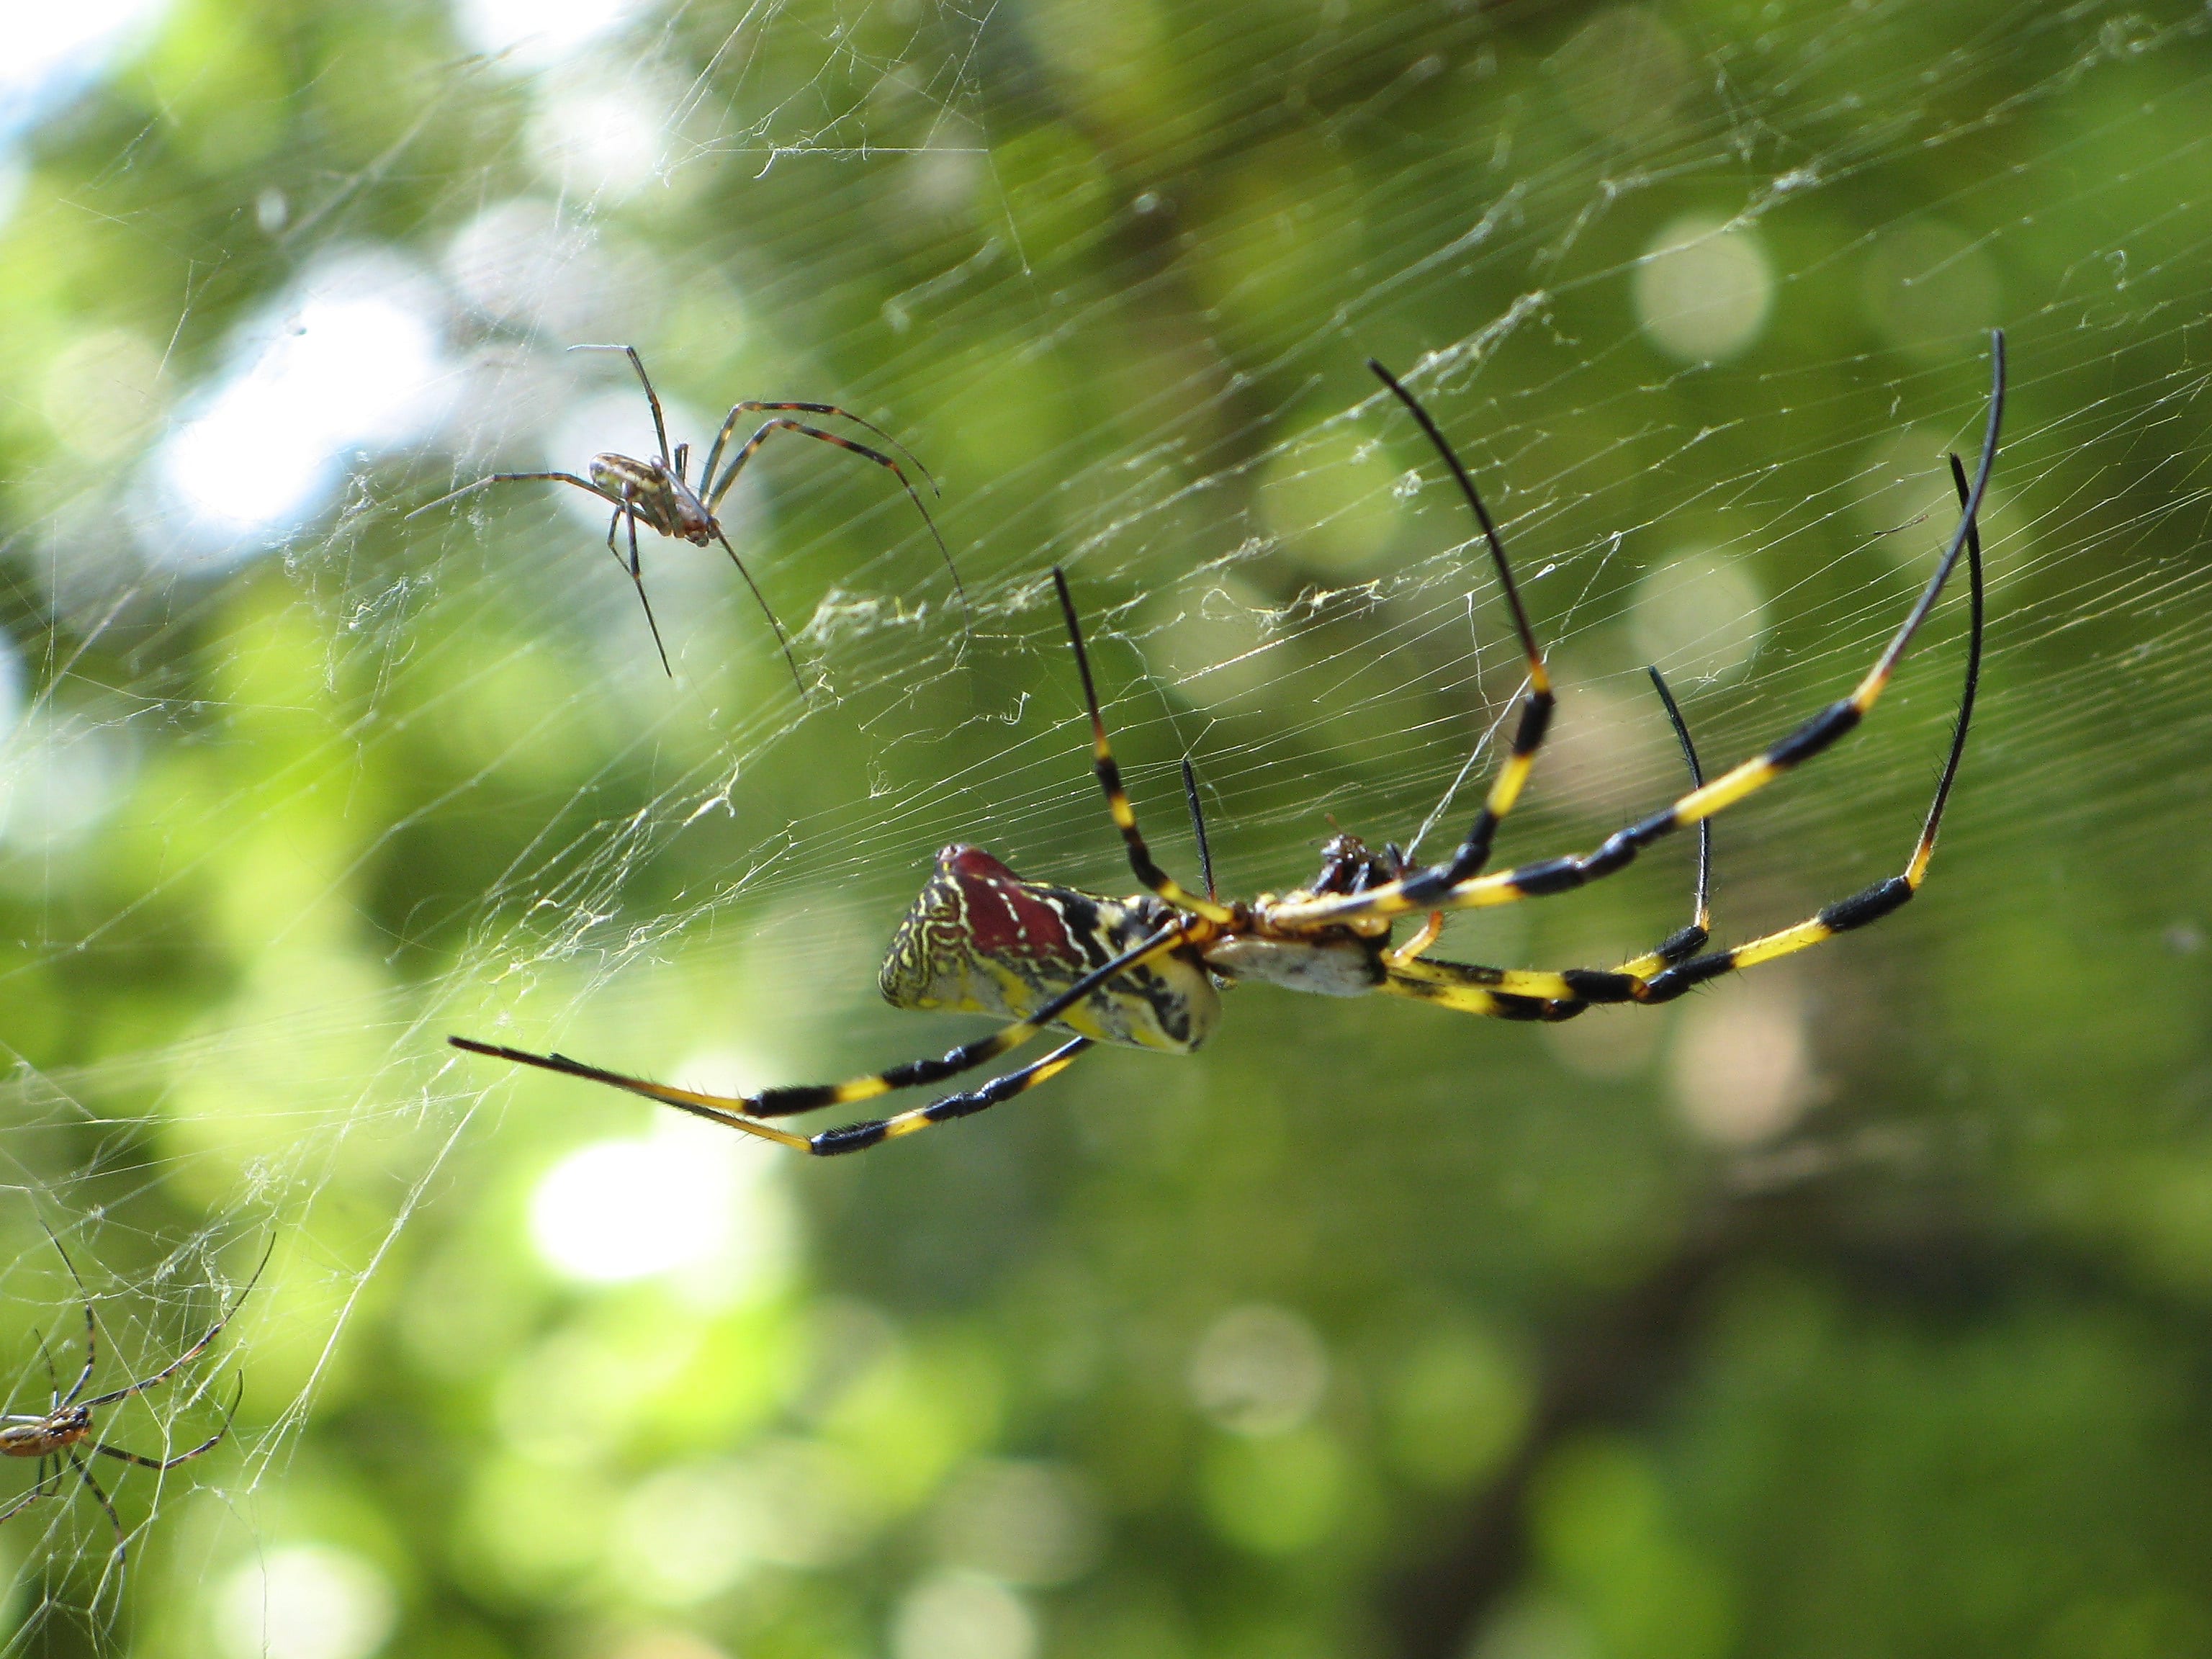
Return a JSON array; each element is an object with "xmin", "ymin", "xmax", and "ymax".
[
  {"xmin": 1426, "ymin": 337, "xmax": 2000, "ymax": 923},
  {"xmin": 1369, "ymin": 359, "xmax": 1557, "ymax": 891},
  {"xmin": 1053, "ymin": 568, "xmax": 1238, "ymax": 926},
  {"xmin": 791, "ymin": 1038, "xmax": 1096, "ymax": 1156},
  {"xmin": 451, "ymin": 921, "xmax": 1190, "ymax": 1147},
  {"xmin": 704, "ymin": 418, "xmax": 964, "ymax": 613},
  {"xmin": 1262, "ymin": 331, "xmax": 2002, "ymax": 940},
  {"xmin": 1627, "ymin": 449, "xmax": 1985, "ymax": 1004},
  {"xmin": 1387, "ymin": 662, "xmax": 1714, "ymax": 981}
]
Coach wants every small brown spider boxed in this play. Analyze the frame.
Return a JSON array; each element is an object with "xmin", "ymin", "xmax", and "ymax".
[
  {"xmin": 408, "ymin": 343, "xmax": 962, "ymax": 683},
  {"xmin": 0, "ymin": 1232, "xmax": 266, "ymax": 1570}
]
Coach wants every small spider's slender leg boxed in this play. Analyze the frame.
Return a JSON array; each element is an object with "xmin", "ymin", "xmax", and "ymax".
[
  {"xmin": 699, "ymin": 401, "xmax": 940, "ymax": 503},
  {"xmin": 615, "ymin": 487, "xmax": 673, "ymax": 678},
  {"xmin": 1181, "ymin": 758, "xmax": 1218, "ymax": 904},
  {"xmin": 1623, "ymin": 449, "xmax": 1986, "ymax": 1004},
  {"xmin": 68, "ymin": 1449, "xmax": 126, "ymax": 1567},
  {"xmin": 570, "ymin": 343, "xmax": 674, "ymax": 469},
  {"xmin": 89, "ymin": 1371, "xmax": 241, "ymax": 1472},
  {"xmin": 451, "ymin": 918, "xmax": 1195, "ymax": 1143},
  {"xmin": 1053, "ymin": 569, "xmax": 1237, "ymax": 925},
  {"xmin": 1266, "ymin": 330, "xmax": 2003, "ymax": 933},
  {"xmin": 80, "ymin": 1239, "xmax": 272, "ymax": 1413},
  {"xmin": 708, "ymin": 524, "xmax": 805, "ymax": 694},
  {"xmin": 405, "ymin": 472, "xmax": 608, "ymax": 520},
  {"xmin": 0, "ymin": 1462, "xmax": 59, "ymax": 1526},
  {"xmin": 1370, "ymin": 359, "xmax": 1556, "ymax": 889},
  {"xmin": 37, "ymin": 1225, "xmax": 97, "ymax": 1408},
  {"xmin": 706, "ymin": 419, "xmax": 966, "ymax": 615},
  {"xmin": 674, "ymin": 441, "xmax": 690, "ymax": 485}
]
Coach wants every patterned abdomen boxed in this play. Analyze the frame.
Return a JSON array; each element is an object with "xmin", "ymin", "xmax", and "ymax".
[{"xmin": 879, "ymin": 845, "xmax": 1219, "ymax": 1053}]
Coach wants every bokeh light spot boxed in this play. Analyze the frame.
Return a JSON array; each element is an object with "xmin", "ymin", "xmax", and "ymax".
[
  {"xmin": 1548, "ymin": 6, "xmax": 1692, "ymax": 145},
  {"xmin": 1629, "ymin": 549, "xmax": 1768, "ymax": 685},
  {"xmin": 1635, "ymin": 214, "xmax": 1773, "ymax": 364},
  {"xmin": 213, "ymin": 1545, "xmax": 397, "ymax": 1659},
  {"xmin": 934, "ymin": 1460, "xmax": 1103, "ymax": 1587},
  {"xmin": 1670, "ymin": 975, "xmax": 1815, "ymax": 1146},
  {"xmin": 1189, "ymin": 1303, "xmax": 1328, "ymax": 1435},
  {"xmin": 1863, "ymin": 220, "xmax": 2001, "ymax": 356},
  {"xmin": 892, "ymin": 1571, "xmax": 1038, "ymax": 1659},
  {"xmin": 529, "ymin": 1115, "xmax": 765, "ymax": 1284},
  {"xmin": 451, "ymin": 0, "xmax": 649, "ymax": 69}
]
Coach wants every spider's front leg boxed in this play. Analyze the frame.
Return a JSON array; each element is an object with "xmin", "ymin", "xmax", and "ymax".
[{"xmin": 451, "ymin": 919, "xmax": 1193, "ymax": 1153}]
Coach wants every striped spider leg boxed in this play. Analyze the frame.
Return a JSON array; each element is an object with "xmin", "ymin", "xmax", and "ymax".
[
  {"xmin": 408, "ymin": 343, "xmax": 961, "ymax": 685},
  {"xmin": 1, "ymin": 1232, "xmax": 267, "ymax": 1573},
  {"xmin": 1256, "ymin": 332, "xmax": 2002, "ymax": 960},
  {"xmin": 446, "ymin": 336, "xmax": 1995, "ymax": 1154}
]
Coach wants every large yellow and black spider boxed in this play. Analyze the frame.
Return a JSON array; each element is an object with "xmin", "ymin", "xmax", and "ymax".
[{"xmin": 451, "ymin": 333, "xmax": 2001, "ymax": 1156}]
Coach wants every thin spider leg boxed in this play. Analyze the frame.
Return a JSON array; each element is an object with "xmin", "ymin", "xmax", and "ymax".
[
  {"xmin": 36, "ymin": 1226, "xmax": 96, "ymax": 1408},
  {"xmin": 701, "ymin": 400, "xmax": 939, "ymax": 498},
  {"xmin": 1622, "ymin": 662, "xmax": 1714, "ymax": 973},
  {"xmin": 616, "ymin": 489, "xmax": 674, "ymax": 678},
  {"xmin": 90, "ymin": 1372, "xmax": 241, "ymax": 1470},
  {"xmin": 674, "ymin": 441, "xmax": 690, "ymax": 484},
  {"xmin": 709, "ymin": 524, "xmax": 805, "ymax": 693},
  {"xmin": 705, "ymin": 420, "xmax": 967, "ymax": 613},
  {"xmin": 405, "ymin": 472, "xmax": 607, "ymax": 520},
  {"xmin": 450, "ymin": 919, "xmax": 1192, "ymax": 1141},
  {"xmin": 1181, "ymin": 758, "xmax": 1218, "ymax": 904},
  {"xmin": 68, "ymin": 1450, "xmax": 125, "ymax": 1567},
  {"xmin": 1621, "ymin": 449, "xmax": 1987, "ymax": 1005},
  {"xmin": 1266, "ymin": 330, "xmax": 2003, "ymax": 932},
  {"xmin": 570, "ymin": 343, "xmax": 673, "ymax": 468},
  {"xmin": 1370, "ymin": 359, "xmax": 1555, "ymax": 887},
  {"xmin": 1053, "ymin": 569, "xmax": 1236, "ymax": 924},
  {"xmin": 0, "ymin": 1458, "xmax": 61, "ymax": 1527},
  {"xmin": 81, "ymin": 1239, "xmax": 273, "ymax": 1412}
]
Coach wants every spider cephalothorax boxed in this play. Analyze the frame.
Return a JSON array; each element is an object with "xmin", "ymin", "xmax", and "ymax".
[{"xmin": 452, "ymin": 336, "xmax": 2002, "ymax": 1159}]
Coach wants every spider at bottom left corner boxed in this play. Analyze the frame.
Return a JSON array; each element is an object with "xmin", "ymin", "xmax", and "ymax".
[{"xmin": 0, "ymin": 1231, "xmax": 269, "ymax": 1573}]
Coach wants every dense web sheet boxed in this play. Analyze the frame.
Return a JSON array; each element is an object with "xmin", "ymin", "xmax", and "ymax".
[{"xmin": 2, "ymin": 0, "xmax": 2211, "ymax": 1651}]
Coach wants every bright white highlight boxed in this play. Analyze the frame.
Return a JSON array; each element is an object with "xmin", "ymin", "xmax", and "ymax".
[
  {"xmin": 0, "ymin": 0, "xmax": 171, "ymax": 148},
  {"xmin": 1634, "ymin": 212, "xmax": 1774, "ymax": 364},
  {"xmin": 529, "ymin": 1107, "xmax": 788, "ymax": 1288},
  {"xmin": 213, "ymin": 1544, "xmax": 398, "ymax": 1659},
  {"xmin": 529, "ymin": 72, "xmax": 679, "ymax": 199},
  {"xmin": 452, "ymin": 0, "xmax": 650, "ymax": 70},
  {"xmin": 143, "ymin": 251, "xmax": 451, "ymax": 571}
]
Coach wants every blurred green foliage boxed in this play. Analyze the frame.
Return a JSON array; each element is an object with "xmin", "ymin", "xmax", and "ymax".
[{"xmin": 2, "ymin": 1, "xmax": 2212, "ymax": 1658}]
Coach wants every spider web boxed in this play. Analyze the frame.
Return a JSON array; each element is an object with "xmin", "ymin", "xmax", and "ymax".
[{"xmin": 1, "ymin": 1, "xmax": 2211, "ymax": 1655}]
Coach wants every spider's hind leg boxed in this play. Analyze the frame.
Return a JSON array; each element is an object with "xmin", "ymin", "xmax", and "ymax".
[{"xmin": 1631, "ymin": 451, "xmax": 1984, "ymax": 1004}]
